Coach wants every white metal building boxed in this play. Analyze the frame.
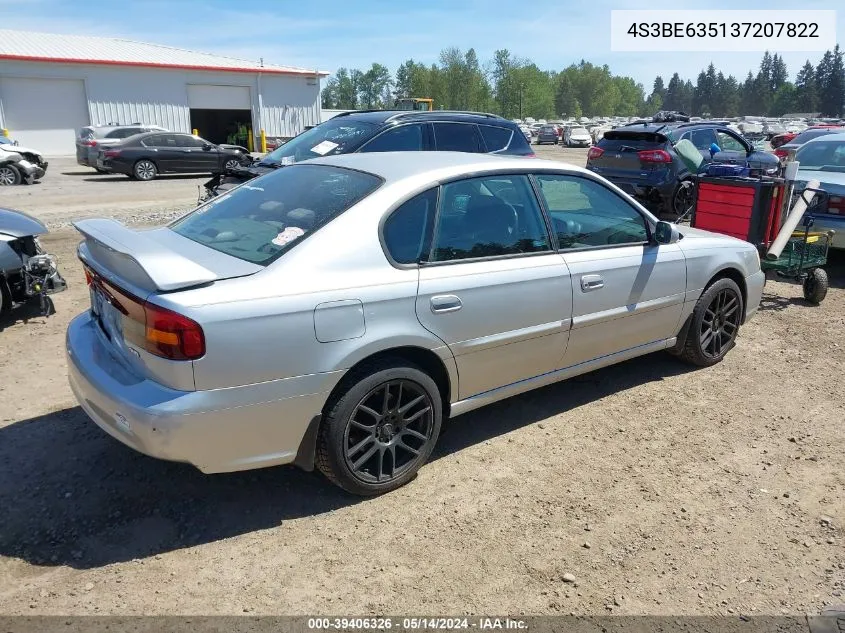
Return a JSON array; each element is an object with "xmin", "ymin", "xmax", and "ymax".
[{"xmin": 0, "ymin": 29, "xmax": 327, "ymax": 155}]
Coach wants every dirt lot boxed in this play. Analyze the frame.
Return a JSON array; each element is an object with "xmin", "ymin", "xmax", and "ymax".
[{"xmin": 1, "ymin": 151, "xmax": 843, "ymax": 616}]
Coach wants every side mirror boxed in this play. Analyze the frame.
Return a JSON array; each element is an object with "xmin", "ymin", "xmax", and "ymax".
[
  {"xmin": 654, "ymin": 221, "xmax": 680, "ymax": 244},
  {"xmin": 202, "ymin": 143, "xmax": 212, "ymax": 151}
]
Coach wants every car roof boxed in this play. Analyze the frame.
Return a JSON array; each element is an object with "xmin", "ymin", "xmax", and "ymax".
[
  {"xmin": 802, "ymin": 131, "xmax": 845, "ymax": 144},
  {"xmin": 332, "ymin": 110, "xmax": 514, "ymax": 125},
  {"xmin": 306, "ymin": 151, "xmax": 589, "ymax": 183}
]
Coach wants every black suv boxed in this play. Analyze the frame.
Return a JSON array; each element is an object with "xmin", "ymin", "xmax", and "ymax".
[
  {"xmin": 586, "ymin": 121, "xmax": 779, "ymax": 218},
  {"xmin": 206, "ymin": 110, "xmax": 534, "ymax": 198}
]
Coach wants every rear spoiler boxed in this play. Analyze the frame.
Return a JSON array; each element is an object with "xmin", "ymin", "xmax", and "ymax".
[{"xmin": 74, "ymin": 219, "xmax": 218, "ymax": 292}]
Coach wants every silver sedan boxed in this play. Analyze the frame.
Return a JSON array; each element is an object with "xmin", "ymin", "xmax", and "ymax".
[{"xmin": 66, "ymin": 152, "xmax": 765, "ymax": 495}]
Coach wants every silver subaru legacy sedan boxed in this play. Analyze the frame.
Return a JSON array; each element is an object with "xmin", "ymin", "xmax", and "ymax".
[{"xmin": 67, "ymin": 152, "xmax": 765, "ymax": 495}]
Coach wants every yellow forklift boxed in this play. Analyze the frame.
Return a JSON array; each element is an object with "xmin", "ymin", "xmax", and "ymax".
[{"xmin": 395, "ymin": 98, "xmax": 434, "ymax": 111}]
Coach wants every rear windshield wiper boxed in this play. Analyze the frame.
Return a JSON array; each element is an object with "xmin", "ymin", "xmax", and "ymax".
[{"xmin": 619, "ymin": 145, "xmax": 640, "ymax": 152}]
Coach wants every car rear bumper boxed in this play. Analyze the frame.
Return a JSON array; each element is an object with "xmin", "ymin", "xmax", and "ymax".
[{"xmin": 66, "ymin": 312, "xmax": 341, "ymax": 474}]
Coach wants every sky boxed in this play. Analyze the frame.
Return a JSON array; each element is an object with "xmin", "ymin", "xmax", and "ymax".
[{"xmin": 1, "ymin": 0, "xmax": 843, "ymax": 91}]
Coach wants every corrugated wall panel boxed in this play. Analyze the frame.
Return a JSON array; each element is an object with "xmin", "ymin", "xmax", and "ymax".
[{"xmin": 258, "ymin": 75, "xmax": 321, "ymax": 138}]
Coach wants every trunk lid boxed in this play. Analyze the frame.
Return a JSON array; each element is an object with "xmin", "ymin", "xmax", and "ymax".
[
  {"xmin": 589, "ymin": 131, "xmax": 672, "ymax": 182},
  {"xmin": 74, "ymin": 219, "xmax": 262, "ymax": 293}
]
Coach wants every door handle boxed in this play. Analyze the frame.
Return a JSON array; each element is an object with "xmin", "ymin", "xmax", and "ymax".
[
  {"xmin": 430, "ymin": 295, "xmax": 462, "ymax": 314},
  {"xmin": 580, "ymin": 275, "xmax": 604, "ymax": 291}
]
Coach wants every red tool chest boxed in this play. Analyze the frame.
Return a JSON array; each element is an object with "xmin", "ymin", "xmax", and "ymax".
[{"xmin": 692, "ymin": 176, "xmax": 785, "ymax": 247}]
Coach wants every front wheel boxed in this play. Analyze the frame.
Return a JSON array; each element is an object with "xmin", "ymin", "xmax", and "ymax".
[
  {"xmin": 316, "ymin": 359, "xmax": 442, "ymax": 496},
  {"xmin": 224, "ymin": 158, "xmax": 241, "ymax": 171},
  {"xmin": 803, "ymin": 268, "xmax": 828, "ymax": 304},
  {"xmin": 133, "ymin": 160, "xmax": 157, "ymax": 181},
  {"xmin": 0, "ymin": 164, "xmax": 22, "ymax": 186},
  {"xmin": 672, "ymin": 179, "xmax": 695, "ymax": 219},
  {"xmin": 677, "ymin": 278, "xmax": 744, "ymax": 367}
]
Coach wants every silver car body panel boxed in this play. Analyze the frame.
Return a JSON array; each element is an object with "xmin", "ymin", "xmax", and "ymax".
[
  {"xmin": 0, "ymin": 207, "xmax": 48, "ymax": 238},
  {"xmin": 67, "ymin": 152, "xmax": 763, "ymax": 474}
]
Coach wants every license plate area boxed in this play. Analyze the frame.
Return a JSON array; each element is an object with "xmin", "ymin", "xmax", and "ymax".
[{"xmin": 90, "ymin": 285, "xmax": 123, "ymax": 343}]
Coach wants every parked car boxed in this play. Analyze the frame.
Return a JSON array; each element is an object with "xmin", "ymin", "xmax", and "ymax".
[
  {"xmin": 76, "ymin": 124, "xmax": 169, "ymax": 172},
  {"xmin": 564, "ymin": 126, "xmax": 592, "ymax": 147},
  {"xmin": 586, "ymin": 121, "xmax": 780, "ymax": 218},
  {"xmin": 0, "ymin": 143, "xmax": 45, "ymax": 186},
  {"xmin": 0, "ymin": 136, "xmax": 48, "ymax": 177},
  {"xmin": 0, "ymin": 207, "xmax": 67, "ymax": 315},
  {"xmin": 67, "ymin": 151, "xmax": 764, "ymax": 495},
  {"xmin": 94, "ymin": 132, "xmax": 251, "ymax": 180},
  {"xmin": 206, "ymin": 110, "xmax": 535, "ymax": 197},
  {"xmin": 792, "ymin": 132, "xmax": 845, "ymax": 249},
  {"xmin": 535, "ymin": 124, "xmax": 560, "ymax": 145},
  {"xmin": 773, "ymin": 127, "xmax": 845, "ymax": 160}
]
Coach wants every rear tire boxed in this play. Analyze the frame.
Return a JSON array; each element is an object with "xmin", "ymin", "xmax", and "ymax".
[
  {"xmin": 672, "ymin": 179, "xmax": 695, "ymax": 219},
  {"xmin": 677, "ymin": 278, "xmax": 744, "ymax": 367},
  {"xmin": 802, "ymin": 268, "xmax": 828, "ymax": 304},
  {"xmin": 133, "ymin": 160, "xmax": 157, "ymax": 181},
  {"xmin": 316, "ymin": 358, "xmax": 442, "ymax": 496},
  {"xmin": 0, "ymin": 164, "xmax": 22, "ymax": 186}
]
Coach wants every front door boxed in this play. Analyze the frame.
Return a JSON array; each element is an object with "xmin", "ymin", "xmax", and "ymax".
[
  {"xmin": 533, "ymin": 173, "xmax": 686, "ymax": 368},
  {"xmin": 415, "ymin": 174, "xmax": 572, "ymax": 399}
]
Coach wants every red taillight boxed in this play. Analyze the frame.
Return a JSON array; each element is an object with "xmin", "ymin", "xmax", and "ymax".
[
  {"xmin": 587, "ymin": 147, "xmax": 604, "ymax": 160},
  {"xmin": 83, "ymin": 140, "xmax": 98, "ymax": 147},
  {"xmin": 638, "ymin": 149, "xmax": 672, "ymax": 163},
  {"xmin": 103, "ymin": 149, "xmax": 121, "ymax": 158},
  {"xmin": 83, "ymin": 264, "xmax": 204, "ymax": 361},
  {"xmin": 774, "ymin": 148, "xmax": 789, "ymax": 159},
  {"xmin": 142, "ymin": 302, "xmax": 205, "ymax": 360}
]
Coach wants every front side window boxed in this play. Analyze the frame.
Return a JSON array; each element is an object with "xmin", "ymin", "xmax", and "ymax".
[
  {"xmin": 685, "ymin": 128, "xmax": 717, "ymax": 150},
  {"xmin": 433, "ymin": 123, "xmax": 482, "ymax": 153},
  {"xmin": 170, "ymin": 165, "xmax": 382, "ymax": 265},
  {"xmin": 430, "ymin": 174, "xmax": 550, "ymax": 262},
  {"xmin": 260, "ymin": 118, "xmax": 376, "ymax": 166},
  {"xmin": 383, "ymin": 189, "xmax": 437, "ymax": 264},
  {"xmin": 534, "ymin": 174, "xmax": 649, "ymax": 249},
  {"xmin": 360, "ymin": 124, "xmax": 425, "ymax": 152},
  {"xmin": 715, "ymin": 130, "xmax": 746, "ymax": 152}
]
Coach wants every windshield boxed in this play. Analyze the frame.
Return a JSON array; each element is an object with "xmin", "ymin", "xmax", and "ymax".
[
  {"xmin": 260, "ymin": 119, "xmax": 376, "ymax": 166},
  {"xmin": 572, "ymin": 128, "xmax": 589, "ymax": 135},
  {"xmin": 795, "ymin": 140, "xmax": 845, "ymax": 171},
  {"xmin": 170, "ymin": 164, "xmax": 382, "ymax": 265}
]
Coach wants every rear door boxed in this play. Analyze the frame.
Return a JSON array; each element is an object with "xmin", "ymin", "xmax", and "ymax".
[
  {"xmin": 144, "ymin": 133, "xmax": 182, "ymax": 171},
  {"xmin": 678, "ymin": 128, "xmax": 718, "ymax": 164},
  {"xmin": 415, "ymin": 173, "xmax": 572, "ymax": 399},
  {"xmin": 357, "ymin": 123, "xmax": 429, "ymax": 152}
]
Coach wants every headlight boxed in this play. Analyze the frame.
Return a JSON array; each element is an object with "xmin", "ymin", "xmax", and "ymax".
[{"xmin": 17, "ymin": 159, "xmax": 33, "ymax": 169}]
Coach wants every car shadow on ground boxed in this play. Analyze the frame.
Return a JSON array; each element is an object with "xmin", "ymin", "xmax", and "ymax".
[
  {"xmin": 0, "ymin": 301, "xmax": 47, "ymax": 332},
  {"xmin": 0, "ymin": 353, "xmax": 693, "ymax": 570},
  {"xmin": 81, "ymin": 174, "xmax": 209, "ymax": 183}
]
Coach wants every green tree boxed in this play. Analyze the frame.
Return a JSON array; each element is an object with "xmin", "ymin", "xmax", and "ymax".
[
  {"xmin": 795, "ymin": 60, "xmax": 819, "ymax": 113},
  {"xmin": 358, "ymin": 63, "xmax": 392, "ymax": 109}
]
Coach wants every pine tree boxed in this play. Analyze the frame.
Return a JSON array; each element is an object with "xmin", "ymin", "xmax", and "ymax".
[{"xmin": 795, "ymin": 61, "xmax": 818, "ymax": 113}]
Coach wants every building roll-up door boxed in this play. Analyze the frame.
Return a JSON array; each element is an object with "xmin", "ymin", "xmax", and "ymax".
[
  {"xmin": 0, "ymin": 77, "xmax": 89, "ymax": 155},
  {"xmin": 186, "ymin": 85, "xmax": 251, "ymax": 110}
]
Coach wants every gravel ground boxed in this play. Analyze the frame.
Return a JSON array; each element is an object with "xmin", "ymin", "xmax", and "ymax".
[{"xmin": 0, "ymin": 151, "xmax": 843, "ymax": 616}]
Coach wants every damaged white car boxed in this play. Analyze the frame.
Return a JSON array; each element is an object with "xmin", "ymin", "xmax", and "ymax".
[{"xmin": 0, "ymin": 137, "xmax": 48, "ymax": 185}]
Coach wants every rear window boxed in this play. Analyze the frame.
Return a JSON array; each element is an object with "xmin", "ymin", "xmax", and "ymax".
[
  {"xmin": 170, "ymin": 165, "xmax": 382, "ymax": 265},
  {"xmin": 598, "ymin": 131, "xmax": 667, "ymax": 151},
  {"xmin": 795, "ymin": 141, "xmax": 845, "ymax": 171}
]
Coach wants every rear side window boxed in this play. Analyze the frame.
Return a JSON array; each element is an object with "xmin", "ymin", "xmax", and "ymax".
[
  {"xmin": 142, "ymin": 134, "xmax": 165, "ymax": 147},
  {"xmin": 433, "ymin": 123, "xmax": 482, "ymax": 153},
  {"xmin": 361, "ymin": 124, "xmax": 425, "ymax": 152},
  {"xmin": 431, "ymin": 174, "xmax": 550, "ymax": 262},
  {"xmin": 383, "ymin": 189, "xmax": 437, "ymax": 264},
  {"xmin": 170, "ymin": 165, "xmax": 382, "ymax": 265},
  {"xmin": 684, "ymin": 129, "xmax": 717, "ymax": 150},
  {"xmin": 106, "ymin": 128, "xmax": 143, "ymax": 139},
  {"xmin": 479, "ymin": 125, "xmax": 513, "ymax": 152}
]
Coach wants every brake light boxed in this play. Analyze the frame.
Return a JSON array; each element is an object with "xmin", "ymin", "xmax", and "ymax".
[
  {"xmin": 103, "ymin": 149, "xmax": 121, "ymax": 158},
  {"xmin": 828, "ymin": 196, "xmax": 843, "ymax": 215},
  {"xmin": 638, "ymin": 149, "xmax": 672, "ymax": 163},
  {"xmin": 773, "ymin": 148, "xmax": 789, "ymax": 159},
  {"xmin": 83, "ymin": 140, "xmax": 98, "ymax": 147},
  {"xmin": 83, "ymin": 264, "xmax": 205, "ymax": 361},
  {"xmin": 587, "ymin": 147, "xmax": 604, "ymax": 160},
  {"xmin": 142, "ymin": 302, "xmax": 205, "ymax": 360}
]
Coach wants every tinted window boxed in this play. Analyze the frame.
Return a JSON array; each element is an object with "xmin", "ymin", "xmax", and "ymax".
[
  {"xmin": 792, "ymin": 128, "xmax": 839, "ymax": 144},
  {"xmin": 534, "ymin": 174, "xmax": 648, "ymax": 248},
  {"xmin": 431, "ymin": 175, "xmax": 550, "ymax": 262},
  {"xmin": 383, "ymin": 189, "xmax": 437, "ymax": 264},
  {"xmin": 171, "ymin": 165, "xmax": 382, "ymax": 265},
  {"xmin": 361, "ymin": 124, "xmax": 425, "ymax": 152},
  {"xmin": 479, "ymin": 125, "xmax": 513, "ymax": 152},
  {"xmin": 433, "ymin": 123, "xmax": 482, "ymax": 153},
  {"xmin": 715, "ymin": 130, "xmax": 746, "ymax": 152},
  {"xmin": 106, "ymin": 127, "xmax": 143, "ymax": 139},
  {"xmin": 685, "ymin": 128, "xmax": 717, "ymax": 150},
  {"xmin": 180, "ymin": 135, "xmax": 208, "ymax": 148},
  {"xmin": 141, "ymin": 134, "xmax": 165, "ymax": 147}
]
